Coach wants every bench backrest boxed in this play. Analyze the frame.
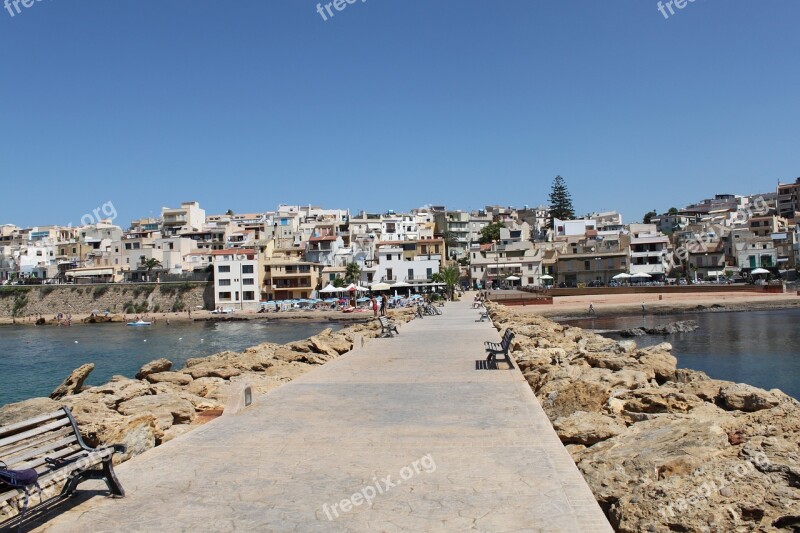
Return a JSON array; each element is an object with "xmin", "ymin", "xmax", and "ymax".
[
  {"xmin": 502, "ymin": 329, "xmax": 514, "ymax": 348},
  {"xmin": 0, "ymin": 408, "xmax": 81, "ymax": 482}
]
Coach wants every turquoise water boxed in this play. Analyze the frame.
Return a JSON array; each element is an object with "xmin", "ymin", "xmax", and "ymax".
[
  {"xmin": 564, "ymin": 308, "xmax": 800, "ymax": 399},
  {"xmin": 0, "ymin": 320, "xmax": 343, "ymax": 406}
]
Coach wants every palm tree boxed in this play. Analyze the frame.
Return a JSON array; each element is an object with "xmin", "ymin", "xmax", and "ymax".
[
  {"xmin": 344, "ymin": 262, "xmax": 361, "ymax": 284},
  {"xmin": 142, "ymin": 258, "xmax": 162, "ymax": 282},
  {"xmin": 437, "ymin": 262, "xmax": 461, "ymax": 300},
  {"xmin": 332, "ymin": 276, "xmax": 346, "ymax": 288}
]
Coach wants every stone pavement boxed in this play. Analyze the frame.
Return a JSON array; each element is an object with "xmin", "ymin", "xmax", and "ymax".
[{"xmin": 35, "ymin": 299, "xmax": 612, "ymax": 532}]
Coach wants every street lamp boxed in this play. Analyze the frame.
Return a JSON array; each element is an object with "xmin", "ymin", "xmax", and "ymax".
[{"xmin": 492, "ymin": 240, "xmax": 500, "ymax": 290}]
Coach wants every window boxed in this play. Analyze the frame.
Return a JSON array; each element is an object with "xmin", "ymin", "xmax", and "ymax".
[
  {"xmin": 386, "ymin": 254, "xmax": 392, "ymax": 261},
  {"xmin": 408, "ymin": 268, "xmax": 414, "ymax": 280},
  {"xmin": 243, "ymin": 291, "xmax": 255, "ymax": 301},
  {"xmin": 219, "ymin": 279, "xmax": 231, "ymax": 286},
  {"xmin": 584, "ymin": 261, "xmax": 591, "ymax": 270},
  {"xmin": 218, "ymin": 292, "xmax": 232, "ymax": 300},
  {"xmin": 426, "ymin": 268, "xmax": 432, "ymax": 278},
  {"xmin": 243, "ymin": 278, "xmax": 255, "ymax": 285},
  {"xmin": 218, "ymin": 265, "xmax": 231, "ymax": 273},
  {"xmin": 242, "ymin": 265, "xmax": 254, "ymax": 274}
]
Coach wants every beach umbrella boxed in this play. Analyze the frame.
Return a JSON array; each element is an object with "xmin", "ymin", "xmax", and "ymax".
[
  {"xmin": 613, "ymin": 273, "xmax": 632, "ymax": 280},
  {"xmin": 632, "ymin": 272, "xmax": 652, "ymax": 278},
  {"xmin": 540, "ymin": 275, "xmax": 554, "ymax": 280},
  {"xmin": 751, "ymin": 268, "xmax": 770, "ymax": 275},
  {"xmin": 370, "ymin": 282, "xmax": 391, "ymax": 291},
  {"xmin": 505, "ymin": 275, "xmax": 520, "ymax": 281}
]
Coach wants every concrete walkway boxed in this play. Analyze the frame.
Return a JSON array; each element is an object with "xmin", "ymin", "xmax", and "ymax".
[{"xmin": 37, "ymin": 300, "xmax": 612, "ymax": 532}]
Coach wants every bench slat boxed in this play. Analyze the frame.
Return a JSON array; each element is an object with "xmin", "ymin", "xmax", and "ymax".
[
  {"xmin": 0, "ymin": 426, "xmax": 76, "ymax": 461},
  {"xmin": 0, "ymin": 410, "xmax": 70, "ymax": 438},
  {"xmin": 3, "ymin": 436, "xmax": 82, "ymax": 470},
  {"xmin": 0, "ymin": 418, "xmax": 73, "ymax": 449},
  {"xmin": 0, "ymin": 448, "xmax": 111, "ymax": 505}
]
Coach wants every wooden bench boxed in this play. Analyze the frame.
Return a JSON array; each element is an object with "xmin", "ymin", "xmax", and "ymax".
[
  {"xmin": 0, "ymin": 407, "xmax": 126, "ymax": 528},
  {"xmin": 476, "ymin": 311, "xmax": 490, "ymax": 322},
  {"xmin": 378, "ymin": 316, "xmax": 399, "ymax": 338},
  {"xmin": 485, "ymin": 329, "xmax": 515, "ymax": 369}
]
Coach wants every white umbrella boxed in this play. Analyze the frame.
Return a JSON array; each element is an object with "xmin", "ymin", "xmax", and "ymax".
[
  {"xmin": 505, "ymin": 275, "xmax": 521, "ymax": 281},
  {"xmin": 751, "ymin": 268, "xmax": 770, "ymax": 275},
  {"xmin": 540, "ymin": 275, "xmax": 554, "ymax": 280},
  {"xmin": 370, "ymin": 282, "xmax": 391, "ymax": 291},
  {"xmin": 392, "ymin": 281, "xmax": 411, "ymax": 287},
  {"xmin": 612, "ymin": 273, "xmax": 632, "ymax": 280},
  {"xmin": 631, "ymin": 272, "xmax": 652, "ymax": 278},
  {"xmin": 356, "ymin": 285, "xmax": 370, "ymax": 292}
]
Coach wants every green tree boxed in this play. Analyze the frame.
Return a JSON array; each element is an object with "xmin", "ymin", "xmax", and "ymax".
[
  {"xmin": 478, "ymin": 222, "xmax": 506, "ymax": 244},
  {"xmin": 547, "ymin": 175, "xmax": 575, "ymax": 228},
  {"xmin": 433, "ymin": 262, "xmax": 461, "ymax": 299},
  {"xmin": 332, "ymin": 276, "xmax": 346, "ymax": 288},
  {"xmin": 668, "ymin": 207, "xmax": 679, "ymax": 215},
  {"xmin": 142, "ymin": 258, "xmax": 162, "ymax": 281},
  {"xmin": 643, "ymin": 210, "xmax": 657, "ymax": 224},
  {"xmin": 344, "ymin": 262, "xmax": 361, "ymax": 284},
  {"xmin": 225, "ymin": 209, "xmax": 234, "ymax": 216}
]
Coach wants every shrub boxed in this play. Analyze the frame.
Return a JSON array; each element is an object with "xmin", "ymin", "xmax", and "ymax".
[
  {"xmin": 92, "ymin": 286, "xmax": 109, "ymax": 299},
  {"xmin": 171, "ymin": 298, "xmax": 186, "ymax": 312}
]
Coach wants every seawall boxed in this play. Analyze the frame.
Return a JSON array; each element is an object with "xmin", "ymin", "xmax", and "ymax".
[{"xmin": 0, "ymin": 283, "xmax": 212, "ymax": 319}]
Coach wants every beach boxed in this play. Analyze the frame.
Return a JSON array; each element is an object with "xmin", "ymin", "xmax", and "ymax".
[{"xmin": 503, "ymin": 290, "xmax": 800, "ymax": 319}]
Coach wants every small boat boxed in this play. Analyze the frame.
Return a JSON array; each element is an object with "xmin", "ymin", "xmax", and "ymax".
[{"xmin": 126, "ymin": 320, "xmax": 152, "ymax": 327}]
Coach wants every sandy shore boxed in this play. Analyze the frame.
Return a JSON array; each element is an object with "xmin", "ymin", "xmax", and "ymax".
[{"xmin": 503, "ymin": 291, "xmax": 800, "ymax": 320}]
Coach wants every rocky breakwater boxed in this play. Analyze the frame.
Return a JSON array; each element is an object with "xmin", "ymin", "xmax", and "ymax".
[
  {"xmin": 488, "ymin": 303, "xmax": 800, "ymax": 532},
  {"xmin": 0, "ymin": 310, "xmax": 415, "ymax": 522}
]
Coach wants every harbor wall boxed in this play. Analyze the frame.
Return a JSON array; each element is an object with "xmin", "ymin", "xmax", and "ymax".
[{"xmin": 0, "ymin": 282, "xmax": 212, "ymax": 319}]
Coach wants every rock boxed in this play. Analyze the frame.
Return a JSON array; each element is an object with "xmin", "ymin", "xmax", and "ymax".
[
  {"xmin": 720, "ymin": 383, "xmax": 780, "ymax": 412},
  {"xmin": 136, "ymin": 358, "xmax": 173, "ymax": 379},
  {"xmin": 539, "ymin": 379, "xmax": 611, "ymax": 421},
  {"xmin": 553, "ymin": 411, "xmax": 627, "ymax": 446},
  {"xmin": 145, "ymin": 372, "xmax": 194, "ymax": 386},
  {"xmin": 117, "ymin": 394, "xmax": 195, "ymax": 439},
  {"xmin": 185, "ymin": 366, "xmax": 242, "ymax": 380},
  {"xmin": 321, "ymin": 334, "xmax": 353, "ymax": 354},
  {"xmin": 617, "ymin": 340, "xmax": 637, "ymax": 353},
  {"xmin": 50, "ymin": 363, "xmax": 95, "ymax": 400},
  {"xmin": 97, "ymin": 414, "xmax": 158, "ymax": 463},
  {"xmin": 309, "ymin": 337, "xmax": 339, "ymax": 357},
  {"xmin": 187, "ymin": 377, "xmax": 227, "ymax": 399},
  {"xmin": 0, "ymin": 397, "xmax": 60, "ymax": 426}
]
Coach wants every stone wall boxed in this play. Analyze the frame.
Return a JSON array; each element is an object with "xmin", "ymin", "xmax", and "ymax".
[{"xmin": 0, "ymin": 283, "xmax": 212, "ymax": 318}]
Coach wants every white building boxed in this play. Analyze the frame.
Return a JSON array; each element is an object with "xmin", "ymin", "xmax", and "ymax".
[
  {"xmin": 161, "ymin": 201, "xmax": 206, "ymax": 237},
  {"xmin": 628, "ymin": 224, "xmax": 670, "ymax": 278},
  {"xmin": 212, "ymin": 249, "xmax": 260, "ymax": 311}
]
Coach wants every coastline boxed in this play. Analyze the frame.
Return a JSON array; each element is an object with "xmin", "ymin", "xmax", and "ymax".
[
  {"xmin": 0, "ymin": 308, "xmax": 382, "ymax": 327},
  {"xmin": 505, "ymin": 291, "xmax": 800, "ymax": 320}
]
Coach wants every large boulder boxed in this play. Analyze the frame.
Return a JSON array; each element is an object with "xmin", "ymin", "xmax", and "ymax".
[
  {"xmin": 145, "ymin": 372, "xmax": 193, "ymax": 386},
  {"xmin": 50, "ymin": 363, "xmax": 95, "ymax": 400},
  {"xmin": 719, "ymin": 383, "xmax": 781, "ymax": 412},
  {"xmin": 117, "ymin": 394, "xmax": 195, "ymax": 439},
  {"xmin": 553, "ymin": 411, "xmax": 626, "ymax": 446},
  {"xmin": 184, "ymin": 366, "xmax": 242, "ymax": 380},
  {"xmin": 0, "ymin": 397, "xmax": 60, "ymax": 426},
  {"xmin": 82, "ymin": 376, "xmax": 153, "ymax": 409},
  {"xmin": 135, "ymin": 358, "xmax": 173, "ymax": 380}
]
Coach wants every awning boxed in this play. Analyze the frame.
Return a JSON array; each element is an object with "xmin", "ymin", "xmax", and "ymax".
[
  {"xmin": 492, "ymin": 263, "xmax": 522, "ymax": 269},
  {"xmin": 66, "ymin": 268, "xmax": 114, "ymax": 277}
]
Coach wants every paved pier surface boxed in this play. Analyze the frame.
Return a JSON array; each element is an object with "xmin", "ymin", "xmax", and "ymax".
[{"xmin": 37, "ymin": 300, "xmax": 612, "ymax": 532}]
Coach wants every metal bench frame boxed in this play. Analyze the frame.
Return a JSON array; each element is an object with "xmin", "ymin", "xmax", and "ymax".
[
  {"xmin": 378, "ymin": 316, "xmax": 399, "ymax": 338},
  {"xmin": 484, "ymin": 329, "xmax": 515, "ymax": 369},
  {"xmin": 1, "ymin": 407, "xmax": 126, "ymax": 529}
]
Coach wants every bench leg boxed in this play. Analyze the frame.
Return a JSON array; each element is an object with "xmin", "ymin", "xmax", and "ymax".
[{"xmin": 101, "ymin": 458, "xmax": 125, "ymax": 497}]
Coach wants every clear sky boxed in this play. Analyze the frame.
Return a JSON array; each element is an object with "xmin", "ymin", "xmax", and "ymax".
[{"xmin": 1, "ymin": 0, "xmax": 798, "ymax": 228}]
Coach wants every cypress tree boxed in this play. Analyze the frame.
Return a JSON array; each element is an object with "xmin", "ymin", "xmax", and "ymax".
[{"xmin": 548, "ymin": 175, "xmax": 575, "ymax": 227}]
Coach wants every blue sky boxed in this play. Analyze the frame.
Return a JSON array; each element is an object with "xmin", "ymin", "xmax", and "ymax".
[{"xmin": 1, "ymin": 0, "xmax": 798, "ymax": 227}]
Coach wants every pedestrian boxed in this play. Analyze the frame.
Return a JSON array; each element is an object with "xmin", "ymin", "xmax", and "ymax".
[
  {"xmin": 380, "ymin": 294, "xmax": 387, "ymax": 316},
  {"xmin": 642, "ymin": 303, "xmax": 646, "ymax": 315},
  {"xmin": 589, "ymin": 302, "xmax": 594, "ymax": 315},
  {"xmin": 371, "ymin": 296, "xmax": 378, "ymax": 318}
]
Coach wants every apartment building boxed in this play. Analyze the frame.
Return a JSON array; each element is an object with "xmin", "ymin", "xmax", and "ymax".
[
  {"xmin": 777, "ymin": 178, "xmax": 800, "ymax": 219},
  {"xmin": 161, "ymin": 201, "xmax": 206, "ymax": 237},
  {"xmin": 628, "ymin": 224, "xmax": 670, "ymax": 279},
  {"xmin": 371, "ymin": 238, "xmax": 443, "ymax": 289},
  {"xmin": 213, "ymin": 249, "xmax": 260, "ymax": 310},
  {"xmin": 262, "ymin": 260, "xmax": 322, "ymax": 301}
]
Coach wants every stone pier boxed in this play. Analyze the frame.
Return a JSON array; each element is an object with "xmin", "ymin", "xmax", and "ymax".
[{"xmin": 36, "ymin": 299, "xmax": 611, "ymax": 532}]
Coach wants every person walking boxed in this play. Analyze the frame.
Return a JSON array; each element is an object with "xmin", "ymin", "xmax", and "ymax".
[
  {"xmin": 371, "ymin": 296, "xmax": 378, "ymax": 318},
  {"xmin": 380, "ymin": 294, "xmax": 387, "ymax": 316}
]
